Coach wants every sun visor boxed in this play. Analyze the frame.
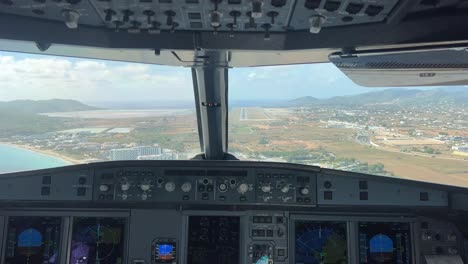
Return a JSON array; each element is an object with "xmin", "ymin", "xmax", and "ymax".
[{"xmin": 329, "ymin": 46, "xmax": 468, "ymax": 87}]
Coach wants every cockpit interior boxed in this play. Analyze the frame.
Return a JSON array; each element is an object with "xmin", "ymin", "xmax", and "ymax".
[{"xmin": 1, "ymin": 1, "xmax": 468, "ymax": 264}]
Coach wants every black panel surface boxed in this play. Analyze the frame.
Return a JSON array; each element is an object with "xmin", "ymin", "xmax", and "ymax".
[{"xmin": 187, "ymin": 216, "xmax": 240, "ymax": 264}]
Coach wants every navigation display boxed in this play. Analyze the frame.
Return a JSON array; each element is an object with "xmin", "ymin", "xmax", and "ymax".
[
  {"xmin": 359, "ymin": 222, "xmax": 412, "ymax": 264},
  {"xmin": 187, "ymin": 216, "xmax": 240, "ymax": 264},
  {"xmin": 295, "ymin": 221, "xmax": 347, "ymax": 264},
  {"xmin": 69, "ymin": 217, "xmax": 125, "ymax": 264},
  {"xmin": 4, "ymin": 216, "xmax": 61, "ymax": 264}
]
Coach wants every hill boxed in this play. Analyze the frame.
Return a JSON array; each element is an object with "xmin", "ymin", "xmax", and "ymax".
[
  {"xmin": 290, "ymin": 87, "xmax": 468, "ymax": 106},
  {"xmin": 0, "ymin": 99, "xmax": 99, "ymax": 137},
  {"xmin": 0, "ymin": 99, "xmax": 99, "ymax": 114}
]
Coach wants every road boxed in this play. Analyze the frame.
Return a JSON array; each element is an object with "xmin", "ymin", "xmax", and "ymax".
[{"xmin": 240, "ymin": 108, "xmax": 248, "ymax": 121}]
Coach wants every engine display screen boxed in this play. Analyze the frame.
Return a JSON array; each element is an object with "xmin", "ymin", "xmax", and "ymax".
[
  {"xmin": 295, "ymin": 221, "xmax": 347, "ymax": 264},
  {"xmin": 187, "ymin": 216, "xmax": 240, "ymax": 264},
  {"xmin": 69, "ymin": 217, "xmax": 125, "ymax": 264},
  {"xmin": 4, "ymin": 216, "xmax": 61, "ymax": 264},
  {"xmin": 359, "ymin": 222, "xmax": 412, "ymax": 264},
  {"xmin": 152, "ymin": 239, "xmax": 177, "ymax": 264}
]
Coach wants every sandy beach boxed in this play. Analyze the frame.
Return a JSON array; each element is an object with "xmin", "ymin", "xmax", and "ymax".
[{"xmin": 1, "ymin": 142, "xmax": 82, "ymax": 165}]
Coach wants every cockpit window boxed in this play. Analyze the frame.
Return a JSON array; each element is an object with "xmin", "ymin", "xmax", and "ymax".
[
  {"xmin": 1, "ymin": 51, "xmax": 467, "ymax": 188},
  {"xmin": 229, "ymin": 65, "xmax": 468, "ymax": 187},
  {"xmin": 0, "ymin": 51, "xmax": 198, "ymax": 173}
]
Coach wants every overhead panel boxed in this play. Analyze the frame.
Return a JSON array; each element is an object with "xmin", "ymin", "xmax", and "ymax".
[
  {"xmin": 289, "ymin": 0, "xmax": 398, "ymax": 30},
  {"xmin": 0, "ymin": 0, "xmax": 400, "ymax": 34}
]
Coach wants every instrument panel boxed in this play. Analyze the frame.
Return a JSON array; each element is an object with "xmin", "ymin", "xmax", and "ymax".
[
  {"xmin": 0, "ymin": 160, "xmax": 466, "ymax": 264},
  {"xmin": 0, "ymin": 161, "xmax": 449, "ymax": 208},
  {"xmin": 0, "ymin": 211, "xmax": 465, "ymax": 264}
]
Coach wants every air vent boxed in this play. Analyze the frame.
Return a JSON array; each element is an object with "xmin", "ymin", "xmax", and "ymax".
[{"xmin": 228, "ymin": 0, "xmax": 241, "ymax": 3}]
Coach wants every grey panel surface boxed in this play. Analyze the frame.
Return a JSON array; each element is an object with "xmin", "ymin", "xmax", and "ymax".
[
  {"xmin": 450, "ymin": 193, "xmax": 468, "ymax": 211},
  {"xmin": 317, "ymin": 173, "xmax": 448, "ymax": 206},
  {"xmin": 0, "ymin": 169, "xmax": 93, "ymax": 201},
  {"xmin": 128, "ymin": 209, "xmax": 182, "ymax": 264}
]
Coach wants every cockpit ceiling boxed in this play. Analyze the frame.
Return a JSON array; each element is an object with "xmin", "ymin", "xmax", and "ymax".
[{"xmin": 1, "ymin": 0, "xmax": 468, "ymax": 51}]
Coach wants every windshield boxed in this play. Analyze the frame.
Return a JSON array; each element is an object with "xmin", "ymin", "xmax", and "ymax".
[
  {"xmin": 229, "ymin": 65, "xmax": 468, "ymax": 188},
  {"xmin": 0, "ymin": 51, "xmax": 199, "ymax": 171},
  {"xmin": 0, "ymin": 52, "xmax": 467, "ymax": 188}
]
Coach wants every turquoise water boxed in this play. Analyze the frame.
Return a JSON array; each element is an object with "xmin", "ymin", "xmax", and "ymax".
[{"xmin": 0, "ymin": 144, "xmax": 70, "ymax": 173}]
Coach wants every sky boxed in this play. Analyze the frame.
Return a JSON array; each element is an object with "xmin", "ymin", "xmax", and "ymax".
[{"xmin": 0, "ymin": 50, "xmax": 416, "ymax": 102}]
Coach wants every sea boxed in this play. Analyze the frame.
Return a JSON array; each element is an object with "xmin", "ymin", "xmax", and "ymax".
[{"xmin": 0, "ymin": 144, "xmax": 70, "ymax": 174}]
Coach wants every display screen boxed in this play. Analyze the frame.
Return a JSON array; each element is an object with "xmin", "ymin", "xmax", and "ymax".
[
  {"xmin": 295, "ymin": 221, "xmax": 347, "ymax": 264},
  {"xmin": 69, "ymin": 217, "xmax": 125, "ymax": 264},
  {"xmin": 187, "ymin": 216, "xmax": 240, "ymax": 264},
  {"xmin": 4, "ymin": 216, "xmax": 61, "ymax": 264},
  {"xmin": 359, "ymin": 222, "xmax": 412, "ymax": 264},
  {"xmin": 152, "ymin": 239, "xmax": 177, "ymax": 263}
]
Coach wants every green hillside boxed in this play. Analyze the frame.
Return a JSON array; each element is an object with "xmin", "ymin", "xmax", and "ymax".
[{"xmin": 0, "ymin": 99, "xmax": 98, "ymax": 137}]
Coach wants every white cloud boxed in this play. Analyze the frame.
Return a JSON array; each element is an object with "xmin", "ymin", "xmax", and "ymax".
[{"xmin": 0, "ymin": 53, "xmax": 193, "ymax": 102}]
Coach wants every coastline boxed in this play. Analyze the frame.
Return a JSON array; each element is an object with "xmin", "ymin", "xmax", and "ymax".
[{"xmin": 0, "ymin": 142, "xmax": 82, "ymax": 165}]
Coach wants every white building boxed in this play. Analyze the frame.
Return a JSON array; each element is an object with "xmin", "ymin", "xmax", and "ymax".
[
  {"xmin": 109, "ymin": 145, "xmax": 164, "ymax": 160},
  {"xmin": 452, "ymin": 145, "xmax": 468, "ymax": 153}
]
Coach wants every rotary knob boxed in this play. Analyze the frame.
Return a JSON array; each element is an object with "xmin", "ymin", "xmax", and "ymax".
[
  {"xmin": 181, "ymin": 182, "xmax": 192, "ymax": 192},
  {"xmin": 281, "ymin": 185, "xmax": 290, "ymax": 193},
  {"xmin": 121, "ymin": 182, "xmax": 130, "ymax": 191},
  {"xmin": 261, "ymin": 184, "xmax": 272, "ymax": 193},
  {"xmin": 238, "ymin": 183, "xmax": 249, "ymax": 194},
  {"xmin": 219, "ymin": 183, "xmax": 228, "ymax": 192},
  {"xmin": 165, "ymin": 182, "xmax": 176, "ymax": 192},
  {"xmin": 99, "ymin": 184, "xmax": 109, "ymax": 192},
  {"xmin": 140, "ymin": 183, "xmax": 151, "ymax": 191},
  {"xmin": 300, "ymin": 187, "xmax": 310, "ymax": 195}
]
